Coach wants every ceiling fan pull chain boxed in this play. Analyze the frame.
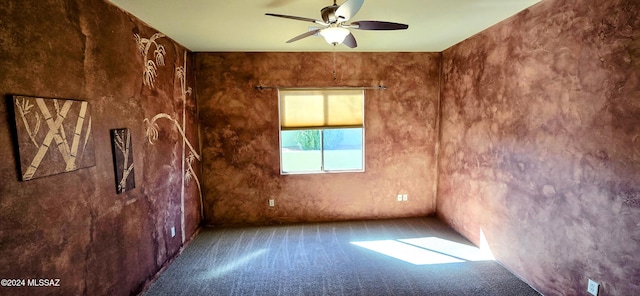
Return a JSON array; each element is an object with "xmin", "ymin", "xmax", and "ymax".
[{"xmin": 333, "ymin": 48, "xmax": 337, "ymax": 81}]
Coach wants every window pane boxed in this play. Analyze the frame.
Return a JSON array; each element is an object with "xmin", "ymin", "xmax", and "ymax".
[
  {"xmin": 281, "ymin": 130, "xmax": 322, "ymax": 173},
  {"xmin": 323, "ymin": 128, "xmax": 363, "ymax": 171}
]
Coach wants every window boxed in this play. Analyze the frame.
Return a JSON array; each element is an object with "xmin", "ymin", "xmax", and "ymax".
[{"xmin": 279, "ymin": 89, "xmax": 365, "ymax": 174}]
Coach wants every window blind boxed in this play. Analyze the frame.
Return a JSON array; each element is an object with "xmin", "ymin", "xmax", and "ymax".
[{"xmin": 279, "ymin": 89, "xmax": 364, "ymax": 130}]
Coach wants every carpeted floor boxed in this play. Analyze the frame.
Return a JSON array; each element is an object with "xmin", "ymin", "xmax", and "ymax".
[{"xmin": 143, "ymin": 217, "xmax": 540, "ymax": 296}]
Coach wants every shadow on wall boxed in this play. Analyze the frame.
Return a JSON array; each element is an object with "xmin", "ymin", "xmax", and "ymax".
[{"xmin": 4, "ymin": 95, "xmax": 22, "ymax": 179}]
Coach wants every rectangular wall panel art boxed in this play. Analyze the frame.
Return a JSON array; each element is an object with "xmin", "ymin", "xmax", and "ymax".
[
  {"xmin": 110, "ymin": 128, "xmax": 135, "ymax": 193},
  {"xmin": 13, "ymin": 95, "xmax": 96, "ymax": 181}
]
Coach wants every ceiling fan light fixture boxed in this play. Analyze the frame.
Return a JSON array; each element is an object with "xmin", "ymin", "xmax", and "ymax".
[{"xmin": 319, "ymin": 27, "xmax": 350, "ymax": 45}]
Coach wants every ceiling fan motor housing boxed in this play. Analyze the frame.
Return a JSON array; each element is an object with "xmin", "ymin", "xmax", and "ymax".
[{"xmin": 321, "ymin": 4, "xmax": 340, "ymax": 24}]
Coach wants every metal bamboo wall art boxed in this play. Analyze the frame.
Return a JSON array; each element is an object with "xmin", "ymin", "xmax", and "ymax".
[
  {"xmin": 110, "ymin": 128, "xmax": 135, "ymax": 193},
  {"xmin": 13, "ymin": 95, "xmax": 95, "ymax": 181}
]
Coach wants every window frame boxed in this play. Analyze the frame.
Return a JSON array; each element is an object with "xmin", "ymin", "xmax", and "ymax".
[{"xmin": 278, "ymin": 88, "xmax": 365, "ymax": 175}]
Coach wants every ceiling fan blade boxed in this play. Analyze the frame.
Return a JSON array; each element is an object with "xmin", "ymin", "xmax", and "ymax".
[
  {"xmin": 342, "ymin": 32, "xmax": 357, "ymax": 48},
  {"xmin": 286, "ymin": 29, "xmax": 321, "ymax": 43},
  {"xmin": 335, "ymin": 0, "xmax": 364, "ymax": 22},
  {"xmin": 266, "ymin": 13, "xmax": 327, "ymax": 25},
  {"xmin": 351, "ymin": 21, "xmax": 409, "ymax": 30}
]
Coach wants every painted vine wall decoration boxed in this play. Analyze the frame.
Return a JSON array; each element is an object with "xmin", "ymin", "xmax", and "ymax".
[
  {"xmin": 136, "ymin": 32, "xmax": 202, "ymax": 243},
  {"xmin": 135, "ymin": 32, "xmax": 166, "ymax": 89},
  {"xmin": 13, "ymin": 96, "xmax": 95, "ymax": 180}
]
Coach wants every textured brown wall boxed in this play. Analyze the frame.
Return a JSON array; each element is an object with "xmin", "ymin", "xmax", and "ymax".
[
  {"xmin": 196, "ymin": 52, "xmax": 440, "ymax": 226},
  {"xmin": 438, "ymin": 0, "xmax": 640, "ymax": 295},
  {"xmin": 0, "ymin": 0, "xmax": 201, "ymax": 295}
]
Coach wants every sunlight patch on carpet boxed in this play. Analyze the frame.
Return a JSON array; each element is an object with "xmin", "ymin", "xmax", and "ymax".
[
  {"xmin": 351, "ymin": 237, "xmax": 494, "ymax": 265},
  {"xmin": 203, "ymin": 249, "xmax": 267, "ymax": 278}
]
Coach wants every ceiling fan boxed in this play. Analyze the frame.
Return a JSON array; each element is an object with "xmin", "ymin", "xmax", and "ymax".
[{"xmin": 266, "ymin": 0, "xmax": 409, "ymax": 48}]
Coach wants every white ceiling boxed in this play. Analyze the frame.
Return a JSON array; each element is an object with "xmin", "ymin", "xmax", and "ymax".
[{"xmin": 109, "ymin": 0, "xmax": 540, "ymax": 52}]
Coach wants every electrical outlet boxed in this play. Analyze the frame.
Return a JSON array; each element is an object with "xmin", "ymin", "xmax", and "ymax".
[
  {"xmin": 587, "ymin": 279, "xmax": 599, "ymax": 296},
  {"xmin": 402, "ymin": 194, "xmax": 408, "ymax": 201},
  {"xmin": 397, "ymin": 194, "xmax": 403, "ymax": 201},
  {"xmin": 269, "ymin": 199, "xmax": 275, "ymax": 207},
  {"xmin": 171, "ymin": 227, "xmax": 176, "ymax": 238}
]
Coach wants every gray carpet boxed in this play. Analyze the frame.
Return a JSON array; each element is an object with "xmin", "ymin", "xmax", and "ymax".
[{"xmin": 144, "ymin": 217, "xmax": 540, "ymax": 296}]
